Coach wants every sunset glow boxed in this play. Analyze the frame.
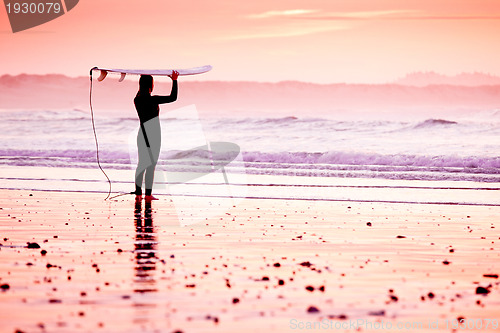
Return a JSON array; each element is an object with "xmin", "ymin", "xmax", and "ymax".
[{"xmin": 1, "ymin": 0, "xmax": 500, "ymax": 83}]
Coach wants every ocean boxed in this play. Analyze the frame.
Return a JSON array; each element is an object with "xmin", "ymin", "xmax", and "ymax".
[{"xmin": 1, "ymin": 108, "xmax": 499, "ymax": 205}]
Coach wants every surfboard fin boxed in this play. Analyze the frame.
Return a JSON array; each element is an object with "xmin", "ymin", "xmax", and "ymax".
[
  {"xmin": 118, "ymin": 73, "xmax": 126, "ymax": 82},
  {"xmin": 97, "ymin": 70, "xmax": 108, "ymax": 82}
]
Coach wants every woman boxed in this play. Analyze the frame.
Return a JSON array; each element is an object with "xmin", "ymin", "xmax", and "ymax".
[{"xmin": 133, "ymin": 71, "xmax": 179, "ymax": 201}]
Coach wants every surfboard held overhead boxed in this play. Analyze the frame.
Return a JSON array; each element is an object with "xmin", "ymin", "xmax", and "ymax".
[{"xmin": 92, "ymin": 65, "xmax": 212, "ymax": 82}]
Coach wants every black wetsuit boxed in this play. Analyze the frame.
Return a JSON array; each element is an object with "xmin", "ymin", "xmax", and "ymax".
[
  {"xmin": 134, "ymin": 81, "xmax": 178, "ymax": 196},
  {"xmin": 134, "ymin": 81, "xmax": 178, "ymax": 123}
]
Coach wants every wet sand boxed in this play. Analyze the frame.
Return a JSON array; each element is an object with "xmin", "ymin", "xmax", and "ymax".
[{"xmin": 0, "ymin": 189, "xmax": 499, "ymax": 332}]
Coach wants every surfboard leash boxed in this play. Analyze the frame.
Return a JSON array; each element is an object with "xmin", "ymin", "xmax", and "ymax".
[{"xmin": 89, "ymin": 67, "xmax": 112, "ymax": 200}]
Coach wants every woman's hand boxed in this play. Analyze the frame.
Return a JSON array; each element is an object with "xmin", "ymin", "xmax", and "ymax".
[{"xmin": 169, "ymin": 70, "xmax": 179, "ymax": 81}]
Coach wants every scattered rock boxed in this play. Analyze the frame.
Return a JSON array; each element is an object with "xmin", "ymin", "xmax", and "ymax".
[
  {"xmin": 273, "ymin": 262, "xmax": 281, "ymax": 268},
  {"xmin": 366, "ymin": 222, "xmax": 372, "ymax": 227},
  {"xmin": 396, "ymin": 235, "xmax": 406, "ymax": 239},
  {"xmin": 476, "ymin": 286, "xmax": 491, "ymax": 295},
  {"xmin": 232, "ymin": 297, "xmax": 240, "ymax": 304},
  {"xmin": 40, "ymin": 250, "xmax": 47, "ymax": 256},
  {"xmin": 307, "ymin": 305, "xmax": 320, "ymax": 313},
  {"xmin": 27, "ymin": 242, "xmax": 40, "ymax": 249},
  {"xmin": 368, "ymin": 310, "xmax": 385, "ymax": 316},
  {"xmin": 278, "ymin": 279, "xmax": 285, "ymax": 286},
  {"xmin": 483, "ymin": 274, "xmax": 498, "ymax": 279},
  {"xmin": 0, "ymin": 283, "xmax": 10, "ymax": 290},
  {"xmin": 299, "ymin": 261, "xmax": 313, "ymax": 267},
  {"xmin": 442, "ymin": 260, "xmax": 451, "ymax": 265},
  {"xmin": 427, "ymin": 292, "xmax": 435, "ymax": 299},
  {"xmin": 305, "ymin": 286, "xmax": 315, "ymax": 292}
]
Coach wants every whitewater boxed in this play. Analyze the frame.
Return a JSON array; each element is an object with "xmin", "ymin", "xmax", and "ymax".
[{"xmin": 1, "ymin": 109, "xmax": 499, "ymax": 179}]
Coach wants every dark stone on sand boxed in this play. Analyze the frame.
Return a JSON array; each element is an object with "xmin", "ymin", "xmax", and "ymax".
[
  {"xmin": 442, "ymin": 260, "xmax": 451, "ymax": 265},
  {"xmin": 390, "ymin": 295, "xmax": 398, "ymax": 302},
  {"xmin": 27, "ymin": 242, "xmax": 40, "ymax": 248},
  {"xmin": 117, "ymin": 249, "xmax": 123, "ymax": 253},
  {"xmin": 457, "ymin": 316, "xmax": 465, "ymax": 323},
  {"xmin": 367, "ymin": 222, "xmax": 372, "ymax": 226},
  {"xmin": 29, "ymin": 194, "xmax": 33, "ymax": 196},
  {"xmin": 329, "ymin": 314, "xmax": 348, "ymax": 320},
  {"xmin": 40, "ymin": 250, "xmax": 47, "ymax": 256},
  {"xmin": 185, "ymin": 284, "xmax": 196, "ymax": 288},
  {"xmin": 46, "ymin": 263, "xmax": 54, "ymax": 269},
  {"xmin": 305, "ymin": 286, "xmax": 315, "ymax": 292},
  {"xmin": 299, "ymin": 261, "xmax": 313, "ymax": 267},
  {"xmin": 278, "ymin": 279, "xmax": 285, "ymax": 286},
  {"xmin": 232, "ymin": 297, "xmax": 240, "ymax": 304},
  {"xmin": 475, "ymin": 286, "xmax": 491, "ymax": 295},
  {"xmin": 449, "ymin": 249, "xmax": 455, "ymax": 253},
  {"xmin": 307, "ymin": 305, "xmax": 320, "ymax": 313},
  {"xmin": 205, "ymin": 315, "xmax": 219, "ymax": 324},
  {"xmin": 0, "ymin": 283, "xmax": 10, "ymax": 290},
  {"xmin": 262, "ymin": 276, "xmax": 269, "ymax": 281},
  {"xmin": 273, "ymin": 263, "xmax": 281, "ymax": 267},
  {"xmin": 483, "ymin": 274, "xmax": 499, "ymax": 279},
  {"xmin": 396, "ymin": 235, "xmax": 406, "ymax": 239},
  {"xmin": 319, "ymin": 286, "xmax": 325, "ymax": 292},
  {"xmin": 48, "ymin": 299, "xmax": 62, "ymax": 303},
  {"xmin": 427, "ymin": 292, "xmax": 435, "ymax": 299},
  {"xmin": 368, "ymin": 310, "xmax": 385, "ymax": 316}
]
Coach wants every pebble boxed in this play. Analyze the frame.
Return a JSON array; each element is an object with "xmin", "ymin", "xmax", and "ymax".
[
  {"xmin": 475, "ymin": 286, "xmax": 490, "ymax": 295},
  {"xmin": 306, "ymin": 305, "xmax": 320, "ymax": 313}
]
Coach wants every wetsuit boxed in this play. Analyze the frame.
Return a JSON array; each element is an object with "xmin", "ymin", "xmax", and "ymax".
[{"xmin": 134, "ymin": 80, "xmax": 177, "ymax": 196}]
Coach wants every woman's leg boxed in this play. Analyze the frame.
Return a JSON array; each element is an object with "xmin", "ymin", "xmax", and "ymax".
[
  {"xmin": 144, "ymin": 162, "xmax": 157, "ymax": 196},
  {"xmin": 134, "ymin": 167, "xmax": 144, "ymax": 195},
  {"xmin": 136, "ymin": 117, "xmax": 161, "ymax": 198}
]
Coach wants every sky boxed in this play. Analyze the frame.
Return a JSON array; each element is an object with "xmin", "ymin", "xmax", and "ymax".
[{"xmin": 1, "ymin": 0, "xmax": 500, "ymax": 83}]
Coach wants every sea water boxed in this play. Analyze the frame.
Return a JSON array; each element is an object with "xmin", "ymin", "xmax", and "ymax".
[{"xmin": 0, "ymin": 109, "xmax": 499, "ymax": 205}]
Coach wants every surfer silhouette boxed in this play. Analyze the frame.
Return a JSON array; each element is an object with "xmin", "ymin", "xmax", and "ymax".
[{"xmin": 133, "ymin": 71, "xmax": 179, "ymax": 201}]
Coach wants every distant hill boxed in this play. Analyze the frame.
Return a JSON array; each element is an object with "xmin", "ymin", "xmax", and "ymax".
[
  {"xmin": 1, "ymin": 74, "xmax": 499, "ymax": 119},
  {"xmin": 395, "ymin": 72, "xmax": 500, "ymax": 87}
]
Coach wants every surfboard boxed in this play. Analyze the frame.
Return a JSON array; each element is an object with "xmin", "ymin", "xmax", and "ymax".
[{"xmin": 91, "ymin": 65, "xmax": 212, "ymax": 82}]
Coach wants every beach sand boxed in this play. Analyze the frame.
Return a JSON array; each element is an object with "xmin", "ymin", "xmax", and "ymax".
[{"xmin": 0, "ymin": 188, "xmax": 499, "ymax": 333}]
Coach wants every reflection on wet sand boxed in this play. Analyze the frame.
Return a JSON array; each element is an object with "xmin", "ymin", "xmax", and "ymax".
[{"xmin": 133, "ymin": 199, "xmax": 158, "ymax": 320}]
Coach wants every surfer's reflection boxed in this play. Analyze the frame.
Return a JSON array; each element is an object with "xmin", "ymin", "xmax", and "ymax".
[{"xmin": 133, "ymin": 199, "xmax": 158, "ymax": 293}]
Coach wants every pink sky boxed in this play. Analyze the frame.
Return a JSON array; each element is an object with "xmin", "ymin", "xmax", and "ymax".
[{"xmin": 1, "ymin": 0, "xmax": 500, "ymax": 83}]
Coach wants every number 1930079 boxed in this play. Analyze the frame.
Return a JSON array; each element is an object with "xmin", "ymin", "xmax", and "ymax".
[{"xmin": 6, "ymin": 2, "xmax": 62, "ymax": 14}]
